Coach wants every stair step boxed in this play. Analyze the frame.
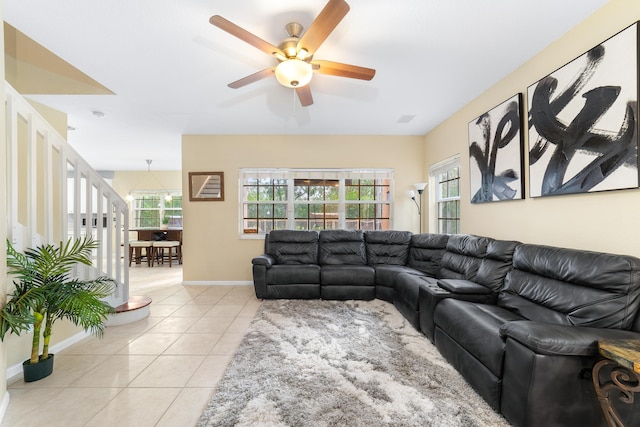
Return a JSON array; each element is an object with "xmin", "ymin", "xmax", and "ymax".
[
  {"xmin": 107, "ymin": 296, "xmax": 152, "ymax": 326},
  {"xmin": 114, "ymin": 295, "xmax": 152, "ymax": 313}
]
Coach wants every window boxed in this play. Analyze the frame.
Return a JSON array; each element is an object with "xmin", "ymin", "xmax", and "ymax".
[
  {"xmin": 429, "ymin": 156, "xmax": 460, "ymax": 234},
  {"xmin": 294, "ymin": 179, "xmax": 340, "ymax": 230},
  {"xmin": 130, "ymin": 191, "xmax": 183, "ymax": 229},
  {"xmin": 240, "ymin": 169, "xmax": 393, "ymax": 236}
]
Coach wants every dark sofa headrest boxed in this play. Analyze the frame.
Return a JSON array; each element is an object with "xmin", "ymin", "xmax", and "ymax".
[
  {"xmin": 486, "ymin": 240, "xmax": 521, "ymax": 262},
  {"xmin": 319, "ymin": 229, "xmax": 364, "ymax": 243},
  {"xmin": 410, "ymin": 233, "xmax": 449, "ymax": 249},
  {"xmin": 438, "ymin": 235, "xmax": 491, "ymax": 281},
  {"xmin": 365, "ymin": 230, "xmax": 412, "ymax": 245},
  {"xmin": 445, "ymin": 234, "xmax": 490, "ymax": 257},
  {"xmin": 265, "ymin": 230, "xmax": 319, "ymax": 265},
  {"xmin": 475, "ymin": 240, "xmax": 521, "ymax": 291},
  {"xmin": 406, "ymin": 233, "xmax": 449, "ymax": 276},
  {"xmin": 318, "ymin": 230, "xmax": 366, "ymax": 265},
  {"xmin": 500, "ymin": 244, "xmax": 640, "ymax": 330},
  {"xmin": 365, "ymin": 230, "xmax": 412, "ymax": 265},
  {"xmin": 268, "ymin": 230, "xmax": 319, "ymax": 243},
  {"xmin": 512, "ymin": 244, "xmax": 640, "ymax": 291}
]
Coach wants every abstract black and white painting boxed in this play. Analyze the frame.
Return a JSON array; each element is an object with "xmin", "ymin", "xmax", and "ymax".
[
  {"xmin": 469, "ymin": 94, "xmax": 524, "ymax": 203},
  {"xmin": 528, "ymin": 22, "xmax": 639, "ymax": 198}
]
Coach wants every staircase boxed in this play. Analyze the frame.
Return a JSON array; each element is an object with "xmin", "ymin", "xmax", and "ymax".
[{"xmin": 5, "ymin": 82, "xmax": 141, "ymax": 319}]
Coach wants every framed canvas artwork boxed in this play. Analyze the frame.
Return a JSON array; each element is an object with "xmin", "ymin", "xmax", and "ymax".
[
  {"xmin": 527, "ymin": 22, "xmax": 639, "ymax": 197},
  {"xmin": 468, "ymin": 94, "xmax": 524, "ymax": 203}
]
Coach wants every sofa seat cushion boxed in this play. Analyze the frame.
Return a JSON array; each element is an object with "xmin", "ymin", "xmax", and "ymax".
[
  {"xmin": 321, "ymin": 265, "xmax": 375, "ymax": 286},
  {"xmin": 499, "ymin": 320, "xmax": 640, "ymax": 356},
  {"xmin": 434, "ymin": 299, "xmax": 525, "ymax": 377},
  {"xmin": 374, "ymin": 265, "xmax": 425, "ymax": 288},
  {"xmin": 267, "ymin": 264, "xmax": 321, "ymax": 285},
  {"xmin": 266, "ymin": 284, "xmax": 321, "ymax": 299},
  {"xmin": 395, "ymin": 273, "xmax": 438, "ymax": 310}
]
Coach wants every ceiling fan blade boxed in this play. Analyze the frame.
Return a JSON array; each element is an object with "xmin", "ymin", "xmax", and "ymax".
[
  {"xmin": 210, "ymin": 15, "xmax": 285, "ymax": 59},
  {"xmin": 297, "ymin": 0, "xmax": 350, "ymax": 55},
  {"xmin": 311, "ymin": 60, "xmax": 375, "ymax": 80},
  {"xmin": 295, "ymin": 85, "xmax": 314, "ymax": 107},
  {"xmin": 228, "ymin": 68, "xmax": 276, "ymax": 89}
]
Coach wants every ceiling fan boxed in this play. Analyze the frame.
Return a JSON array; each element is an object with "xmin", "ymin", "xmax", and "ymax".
[{"xmin": 209, "ymin": 0, "xmax": 375, "ymax": 107}]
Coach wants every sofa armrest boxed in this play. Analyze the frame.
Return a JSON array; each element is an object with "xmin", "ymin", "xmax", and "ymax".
[
  {"xmin": 437, "ymin": 279, "xmax": 492, "ymax": 295},
  {"xmin": 252, "ymin": 254, "xmax": 275, "ymax": 268},
  {"xmin": 418, "ymin": 283, "xmax": 497, "ymax": 343},
  {"xmin": 500, "ymin": 320, "xmax": 640, "ymax": 357}
]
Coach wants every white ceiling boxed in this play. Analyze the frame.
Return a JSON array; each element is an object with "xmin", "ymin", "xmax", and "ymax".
[{"xmin": 4, "ymin": 0, "xmax": 608, "ymax": 171}]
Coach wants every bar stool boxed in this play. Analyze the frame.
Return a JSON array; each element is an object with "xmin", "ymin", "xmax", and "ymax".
[
  {"xmin": 129, "ymin": 241, "xmax": 153, "ymax": 266},
  {"xmin": 152, "ymin": 241, "xmax": 181, "ymax": 267}
]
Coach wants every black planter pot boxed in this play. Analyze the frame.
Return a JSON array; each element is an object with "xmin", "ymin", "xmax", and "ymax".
[{"xmin": 22, "ymin": 354, "xmax": 54, "ymax": 382}]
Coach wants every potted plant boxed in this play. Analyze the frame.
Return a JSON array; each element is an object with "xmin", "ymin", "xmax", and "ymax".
[
  {"xmin": 0, "ymin": 237, "xmax": 116, "ymax": 382},
  {"xmin": 161, "ymin": 216, "xmax": 170, "ymax": 230}
]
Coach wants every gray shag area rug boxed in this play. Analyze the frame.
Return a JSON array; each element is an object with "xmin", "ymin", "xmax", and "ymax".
[{"xmin": 198, "ymin": 299, "xmax": 510, "ymax": 427}]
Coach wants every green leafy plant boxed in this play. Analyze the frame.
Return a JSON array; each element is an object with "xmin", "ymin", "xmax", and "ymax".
[{"xmin": 0, "ymin": 237, "xmax": 116, "ymax": 365}]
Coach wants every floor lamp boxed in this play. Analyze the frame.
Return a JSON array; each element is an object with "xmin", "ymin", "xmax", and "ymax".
[{"xmin": 409, "ymin": 182, "xmax": 427, "ymax": 233}]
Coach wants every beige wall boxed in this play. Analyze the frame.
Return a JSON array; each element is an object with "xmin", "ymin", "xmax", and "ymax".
[
  {"xmin": 1, "ymin": 0, "xmax": 8, "ymax": 407},
  {"xmin": 424, "ymin": 0, "xmax": 640, "ymax": 257},
  {"xmin": 27, "ymin": 99, "xmax": 68, "ymax": 140},
  {"xmin": 111, "ymin": 170, "xmax": 182, "ymax": 198},
  {"xmin": 181, "ymin": 135, "xmax": 424, "ymax": 282}
]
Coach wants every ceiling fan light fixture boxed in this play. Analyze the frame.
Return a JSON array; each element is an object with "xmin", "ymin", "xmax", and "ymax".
[
  {"xmin": 275, "ymin": 59, "xmax": 313, "ymax": 88},
  {"xmin": 296, "ymin": 48, "xmax": 311, "ymax": 61}
]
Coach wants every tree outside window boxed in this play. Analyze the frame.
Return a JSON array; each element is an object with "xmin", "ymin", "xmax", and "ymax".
[
  {"xmin": 240, "ymin": 169, "xmax": 393, "ymax": 236},
  {"xmin": 131, "ymin": 191, "xmax": 182, "ymax": 229}
]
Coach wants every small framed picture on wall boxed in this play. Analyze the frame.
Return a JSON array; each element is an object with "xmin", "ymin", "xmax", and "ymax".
[{"xmin": 188, "ymin": 171, "xmax": 224, "ymax": 201}]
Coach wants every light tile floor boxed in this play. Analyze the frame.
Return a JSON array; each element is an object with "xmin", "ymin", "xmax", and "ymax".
[{"xmin": 2, "ymin": 265, "xmax": 261, "ymax": 427}]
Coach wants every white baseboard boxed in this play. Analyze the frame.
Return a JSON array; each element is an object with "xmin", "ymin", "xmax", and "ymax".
[
  {"xmin": 5, "ymin": 330, "xmax": 90, "ymax": 382},
  {"xmin": 0, "ymin": 391, "xmax": 9, "ymax": 424},
  {"xmin": 181, "ymin": 280, "xmax": 253, "ymax": 286}
]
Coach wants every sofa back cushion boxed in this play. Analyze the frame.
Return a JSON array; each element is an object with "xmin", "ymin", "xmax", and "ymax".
[
  {"xmin": 474, "ymin": 240, "xmax": 521, "ymax": 292},
  {"xmin": 319, "ymin": 230, "xmax": 367, "ymax": 265},
  {"xmin": 499, "ymin": 244, "xmax": 640, "ymax": 329},
  {"xmin": 365, "ymin": 230, "xmax": 412, "ymax": 265},
  {"xmin": 438, "ymin": 234, "xmax": 490, "ymax": 280},
  {"xmin": 407, "ymin": 233, "xmax": 450, "ymax": 276},
  {"xmin": 265, "ymin": 230, "xmax": 319, "ymax": 265}
]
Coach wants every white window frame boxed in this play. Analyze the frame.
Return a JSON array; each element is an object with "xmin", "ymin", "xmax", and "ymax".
[
  {"xmin": 428, "ymin": 155, "xmax": 460, "ymax": 234},
  {"xmin": 129, "ymin": 190, "xmax": 183, "ymax": 229},
  {"xmin": 238, "ymin": 168, "xmax": 394, "ymax": 239}
]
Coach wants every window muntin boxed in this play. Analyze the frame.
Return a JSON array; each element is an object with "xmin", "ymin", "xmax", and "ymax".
[
  {"xmin": 163, "ymin": 195, "xmax": 183, "ymax": 228},
  {"xmin": 436, "ymin": 165, "xmax": 460, "ymax": 234},
  {"xmin": 429, "ymin": 156, "xmax": 460, "ymax": 234},
  {"xmin": 344, "ymin": 179, "xmax": 390, "ymax": 230},
  {"xmin": 240, "ymin": 169, "xmax": 393, "ymax": 236},
  {"xmin": 130, "ymin": 191, "xmax": 182, "ymax": 229}
]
